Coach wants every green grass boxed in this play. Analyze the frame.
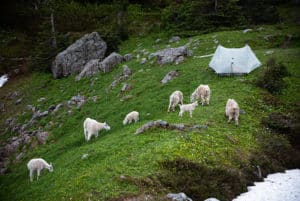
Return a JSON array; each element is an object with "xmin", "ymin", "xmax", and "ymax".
[{"xmin": 0, "ymin": 24, "xmax": 299, "ymax": 201}]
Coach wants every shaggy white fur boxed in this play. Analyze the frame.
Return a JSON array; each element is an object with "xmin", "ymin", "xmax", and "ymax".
[
  {"xmin": 179, "ymin": 101, "xmax": 198, "ymax": 117},
  {"xmin": 123, "ymin": 111, "xmax": 139, "ymax": 125},
  {"xmin": 225, "ymin": 99, "xmax": 240, "ymax": 125},
  {"xmin": 83, "ymin": 118, "xmax": 111, "ymax": 141},
  {"xmin": 190, "ymin": 84, "xmax": 211, "ymax": 106},
  {"xmin": 27, "ymin": 158, "xmax": 53, "ymax": 182},
  {"xmin": 168, "ymin": 90, "xmax": 184, "ymax": 112}
]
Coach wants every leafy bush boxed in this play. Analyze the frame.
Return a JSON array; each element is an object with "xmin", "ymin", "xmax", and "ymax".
[{"xmin": 255, "ymin": 58, "xmax": 289, "ymax": 94}]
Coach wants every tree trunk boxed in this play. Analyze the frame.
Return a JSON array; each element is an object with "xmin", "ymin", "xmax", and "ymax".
[
  {"xmin": 115, "ymin": 0, "xmax": 128, "ymax": 40},
  {"xmin": 215, "ymin": 0, "xmax": 217, "ymax": 12},
  {"xmin": 50, "ymin": 12, "xmax": 57, "ymax": 49}
]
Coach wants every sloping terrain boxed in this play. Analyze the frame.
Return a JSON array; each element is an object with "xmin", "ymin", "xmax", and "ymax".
[{"xmin": 0, "ymin": 24, "xmax": 299, "ymax": 201}]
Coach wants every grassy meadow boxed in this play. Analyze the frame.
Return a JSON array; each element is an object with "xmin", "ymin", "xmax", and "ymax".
[{"xmin": 0, "ymin": 24, "xmax": 299, "ymax": 201}]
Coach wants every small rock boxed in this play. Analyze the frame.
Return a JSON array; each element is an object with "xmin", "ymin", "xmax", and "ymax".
[
  {"xmin": 6, "ymin": 118, "xmax": 15, "ymax": 127},
  {"xmin": 166, "ymin": 192, "xmax": 192, "ymax": 201},
  {"xmin": 121, "ymin": 83, "xmax": 132, "ymax": 92},
  {"xmin": 140, "ymin": 58, "xmax": 147, "ymax": 64},
  {"xmin": 204, "ymin": 198, "xmax": 220, "ymax": 201},
  {"xmin": 15, "ymin": 152, "xmax": 24, "ymax": 161},
  {"xmin": 169, "ymin": 36, "xmax": 181, "ymax": 43},
  {"xmin": 22, "ymin": 134, "xmax": 32, "ymax": 144},
  {"xmin": 35, "ymin": 131, "xmax": 49, "ymax": 144},
  {"xmin": 52, "ymin": 103, "xmax": 63, "ymax": 113},
  {"xmin": 48, "ymin": 105, "xmax": 56, "ymax": 112},
  {"xmin": 239, "ymin": 109, "xmax": 246, "ymax": 114},
  {"xmin": 122, "ymin": 65, "xmax": 132, "ymax": 76},
  {"xmin": 161, "ymin": 70, "xmax": 179, "ymax": 84},
  {"xmin": 192, "ymin": 124, "xmax": 208, "ymax": 130},
  {"xmin": 123, "ymin": 53, "xmax": 133, "ymax": 61},
  {"xmin": 7, "ymin": 91, "xmax": 20, "ymax": 99},
  {"xmin": 264, "ymin": 35, "xmax": 273, "ymax": 41},
  {"xmin": 90, "ymin": 96, "xmax": 98, "ymax": 102},
  {"xmin": 81, "ymin": 154, "xmax": 89, "ymax": 159},
  {"xmin": 243, "ymin": 28, "xmax": 253, "ymax": 33},
  {"xmin": 120, "ymin": 175, "xmax": 127, "ymax": 180},
  {"xmin": 120, "ymin": 95, "xmax": 134, "ymax": 102},
  {"xmin": 5, "ymin": 140, "xmax": 21, "ymax": 155},
  {"xmin": 265, "ymin": 50, "xmax": 274, "ymax": 55},
  {"xmin": 33, "ymin": 110, "xmax": 49, "ymax": 119},
  {"xmin": 15, "ymin": 98, "xmax": 22, "ymax": 105},
  {"xmin": 155, "ymin": 38, "xmax": 161, "ymax": 43},
  {"xmin": 37, "ymin": 97, "xmax": 46, "ymax": 102}
]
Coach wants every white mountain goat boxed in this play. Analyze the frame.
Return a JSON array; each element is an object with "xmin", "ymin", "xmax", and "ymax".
[
  {"xmin": 27, "ymin": 158, "xmax": 53, "ymax": 182},
  {"xmin": 190, "ymin": 84, "xmax": 211, "ymax": 106},
  {"xmin": 168, "ymin": 90, "xmax": 184, "ymax": 112},
  {"xmin": 179, "ymin": 101, "xmax": 198, "ymax": 117},
  {"xmin": 225, "ymin": 99, "xmax": 240, "ymax": 125},
  {"xmin": 83, "ymin": 118, "xmax": 111, "ymax": 141},
  {"xmin": 123, "ymin": 111, "xmax": 139, "ymax": 125}
]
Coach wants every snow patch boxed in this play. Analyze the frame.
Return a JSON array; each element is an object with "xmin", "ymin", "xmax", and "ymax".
[{"xmin": 233, "ymin": 169, "xmax": 300, "ymax": 201}]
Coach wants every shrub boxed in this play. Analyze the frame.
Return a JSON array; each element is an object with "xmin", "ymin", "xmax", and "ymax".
[{"xmin": 255, "ymin": 58, "xmax": 289, "ymax": 94}]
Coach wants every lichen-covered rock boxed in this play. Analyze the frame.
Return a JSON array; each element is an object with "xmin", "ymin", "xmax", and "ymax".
[
  {"xmin": 99, "ymin": 52, "xmax": 123, "ymax": 73},
  {"xmin": 52, "ymin": 32, "xmax": 107, "ymax": 78}
]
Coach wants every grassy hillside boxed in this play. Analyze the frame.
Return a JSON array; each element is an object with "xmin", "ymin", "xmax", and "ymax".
[{"xmin": 0, "ymin": 24, "xmax": 299, "ymax": 201}]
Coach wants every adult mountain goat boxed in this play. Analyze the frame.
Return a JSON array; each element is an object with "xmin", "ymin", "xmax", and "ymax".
[
  {"xmin": 168, "ymin": 90, "xmax": 183, "ymax": 112},
  {"xmin": 190, "ymin": 84, "xmax": 211, "ymax": 106},
  {"xmin": 83, "ymin": 118, "xmax": 111, "ymax": 141},
  {"xmin": 225, "ymin": 99, "xmax": 240, "ymax": 125}
]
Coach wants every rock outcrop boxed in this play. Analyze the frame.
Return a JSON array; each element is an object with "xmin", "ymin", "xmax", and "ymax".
[
  {"xmin": 150, "ymin": 46, "xmax": 191, "ymax": 65},
  {"xmin": 99, "ymin": 52, "xmax": 123, "ymax": 73},
  {"xmin": 76, "ymin": 52, "xmax": 123, "ymax": 80},
  {"xmin": 52, "ymin": 32, "xmax": 107, "ymax": 78}
]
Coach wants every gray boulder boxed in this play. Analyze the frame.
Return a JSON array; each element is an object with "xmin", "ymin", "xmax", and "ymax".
[
  {"xmin": 152, "ymin": 46, "xmax": 190, "ymax": 65},
  {"xmin": 75, "ymin": 59, "xmax": 100, "ymax": 81},
  {"xmin": 99, "ymin": 52, "xmax": 123, "ymax": 73},
  {"xmin": 161, "ymin": 70, "xmax": 179, "ymax": 84},
  {"xmin": 52, "ymin": 32, "xmax": 107, "ymax": 78}
]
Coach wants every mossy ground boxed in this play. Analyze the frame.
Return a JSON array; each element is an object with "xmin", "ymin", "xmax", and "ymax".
[{"xmin": 0, "ymin": 24, "xmax": 299, "ymax": 201}]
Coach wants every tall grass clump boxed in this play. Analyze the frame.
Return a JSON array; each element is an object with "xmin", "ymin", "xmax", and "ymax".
[{"xmin": 255, "ymin": 57, "xmax": 290, "ymax": 94}]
